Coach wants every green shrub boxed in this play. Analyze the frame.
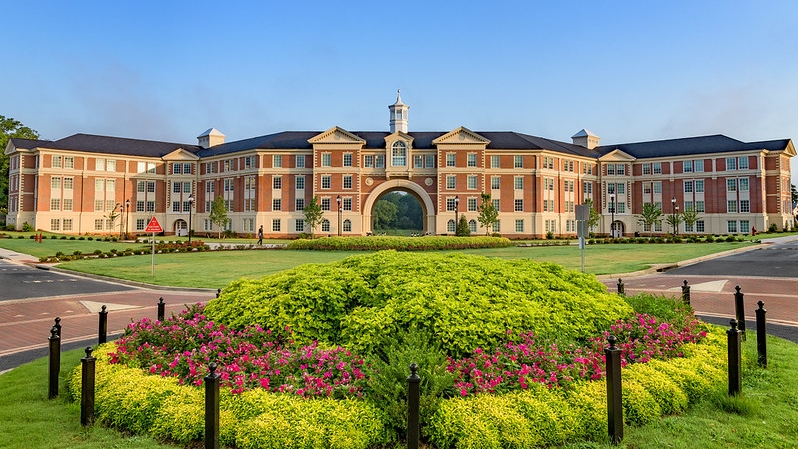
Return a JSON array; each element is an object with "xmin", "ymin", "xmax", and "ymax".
[
  {"xmin": 286, "ymin": 236, "xmax": 513, "ymax": 251},
  {"xmin": 21, "ymin": 222, "xmax": 34, "ymax": 232},
  {"xmin": 623, "ymin": 293, "xmax": 690, "ymax": 322}
]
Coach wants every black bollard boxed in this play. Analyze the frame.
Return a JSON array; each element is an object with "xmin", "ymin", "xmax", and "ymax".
[
  {"xmin": 216, "ymin": 288, "xmax": 221, "ymax": 298},
  {"xmin": 617, "ymin": 278, "xmax": 625, "ymax": 296},
  {"xmin": 205, "ymin": 362, "xmax": 220, "ymax": 449},
  {"xmin": 157, "ymin": 297, "xmax": 165, "ymax": 322},
  {"xmin": 681, "ymin": 280, "xmax": 691, "ymax": 305},
  {"xmin": 605, "ymin": 335, "xmax": 623, "ymax": 444},
  {"xmin": 98, "ymin": 305, "xmax": 108, "ymax": 344},
  {"xmin": 727, "ymin": 319, "xmax": 742, "ymax": 396},
  {"xmin": 54, "ymin": 316, "xmax": 62, "ymax": 338},
  {"xmin": 733, "ymin": 286, "xmax": 746, "ymax": 341},
  {"xmin": 407, "ymin": 363, "xmax": 421, "ymax": 449},
  {"xmin": 48, "ymin": 325, "xmax": 60, "ymax": 399},
  {"xmin": 81, "ymin": 346, "xmax": 96, "ymax": 426},
  {"xmin": 756, "ymin": 301, "xmax": 767, "ymax": 368}
]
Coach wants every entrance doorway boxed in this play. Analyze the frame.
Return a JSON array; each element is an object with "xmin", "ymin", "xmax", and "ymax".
[
  {"xmin": 610, "ymin": 221, "xmax": 624, "ymax": 238},
  {"xmin": 174, "ymin": 219, "xmax": 188, "ymax": 236}
]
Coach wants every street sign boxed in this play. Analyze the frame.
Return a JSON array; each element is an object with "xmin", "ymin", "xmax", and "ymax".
[
  {"xmin": 577, "ymin": 220, "xmax": 588, "ymax": 238},
  {"xmin": 575, "ymin": 204, "xmax": 591, "ymax": 221},
  {"xmin": 145, "ymin": 217, "xmax": 162, "ymax": 233}
]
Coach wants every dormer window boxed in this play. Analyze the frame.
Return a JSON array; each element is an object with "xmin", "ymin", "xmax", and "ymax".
[{"xmin": 392, "ymin": 141, "xmax": 407, "ymax": 166}]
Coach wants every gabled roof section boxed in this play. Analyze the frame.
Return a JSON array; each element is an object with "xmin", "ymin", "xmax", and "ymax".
[
  {"xmin": 197, "ymin": 128, "xmax": 225, "ymax": 139},
  {"xmin": 432, "ymin": 127, "xmax": 491, "ymax": 145},
  {"xmin": 38, "ymin": 134, "xmax": 202, "ymax": 158},
  {"xmin": 598, "ymin": 149, "xmax": 636, "ymax": 162},
  {"xmin": 162, "ymin": 148, "xmax": 201, "ymax": 161},
  {"xmin": 594, "ymin": 134, "xmax": 779, "ymax": 159},
  {"xmin": 571, "ymin": 128, "xmax": 598, "ymax": 139},
  {"xmin": 5, "ymin": 137, "xmax": 51, "ymax": 155},
  {"xmin": 308, "ymin": 126, "xmax": 367, "ymax": 145}
]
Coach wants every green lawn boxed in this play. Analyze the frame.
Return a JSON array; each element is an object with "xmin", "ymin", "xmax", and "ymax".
[{"xmin": 2, "ymin": 331, "xmax": 797, "ymax": 448}]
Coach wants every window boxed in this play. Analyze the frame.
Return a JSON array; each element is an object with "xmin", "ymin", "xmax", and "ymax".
[
  {"xmin": 446, "ymin": 198, "xmax": 458, "ymax": 211},
  {"xmin": 146, "ymin": 162, "xmax": 154, "ymax": 173},
  {"xmin": 183, "ymin": 201, "xmax": 192, "ymax": 212},
  {"xmin": 343, "ymin": 175, "xmax": 353, "ymax": 189},
  {"xmin": 322, "ymin": 219, "xmax": 330, "ymax": 232},
  {"xmin": 727, "ymin": 179, "xmax": 737, "ymax": 191},
  {"xmin": 726, "ymin": 157, "xmax": 737, "ymax": 171},
  {"xmin": 492, "ymin": 221, "xmax": 501, "ymax": 233},
  {"xmin": 242, "ymin": 218, "xmax": 254, "ymax": 232},
  {"xmin": 694, "ymin": 160, "xmax": 704, "ymax": 172},
  {"xmin": 95, "ymin": 179, "xmax": 104, "ymax": 191},
  {"xmin": 491, "ymin": 177, "xmax": 500, "ymax": 190},
  {"xmin": 425, "ymin": 155, "xmax": 435, "ymax": 168},
  {"xmin": 136, "ymin": 218, "xmax": 146, "ymax": 231},
  {"xmin": 695, "ymin": 180, "xmax": 705, "ymax": 193},
  {"xmin": 740, "ymin": 200, "xmax": 750, "ymax": 213},
  {"xmin": 469, "ymin": 220, "xmax": 477, "ymax": 233},
  {"xmin": 727, "ymin": 200, "xmax": 737, "ymax": 213},
  {"xmin": 296, "ymin": 176, "xmax": 305, "ymax": 190},
  {"xmin": 94, "ymin": 219, "xmax": 104, "ymax": 231},
  {"xmin": 138, "ymin": 180, "xmax": 146, "ymax": 193},
  {"xmin": 63, "ymin": 199, "xmax": 73, "ymax": 211},
  {"xmin": 643, "ymin": 182, "xmax": 652, "ymax": 194},
  {"xmin": 51, "ymin": 177, "xmax": 61, "ymax": 189},
  {"xmin": 616, "ymin": 164, "xmax": 625, "ymax": 175},
  {"xmin": 684, "ymin": 181, "xmax": 693, "ymax": 193},
  {"xmin": 696, "ymin": 220, "xmax": 705, "ymax": 233},
  {"xmin": 583, "ymin": 182, "xmax": 593, "ymax": 195},
  {"xmin": 467, "ymin": 175, "xmax": 477, "ymax": 190},
  {"xmin": 467, "ymin": 197, "xmax": 478, "ymax": 211},
  {"xmin": 683, "ymin": 160, "xmax": 693, "ymax": 173},
  {"xmin": 684, "ymin": 201, "xmax": 694, "ymax": 211},
  {"xmin": 321, "ymin": 198, "xmax": 331, "ymax": 211},
  {"xmin": 514, "ymin": 199, "xmax": 524, "ymax": 212},
  {"xmin": 653, "ymin": 162, "xmax": 662, "ymax": 174},
  {"xmin": 642, "ymin": 163, "xmax": 651, "ymax": 175},
  {"xmin": 739, "ymin": 178, "xmax": 749, "ymax": 191},
  {"xmin": 447, "ymin": 219, "xmax": 456, "ymax": 233},
  {"xmin": 738, "ymin": 157, "xmax": 749, "ymax": 170},
  {"xmin": 273, "ymin": 155, "xmax": 283, "ymax": 168},
  {"xmin": 514, "ymin": 155, "xmax": 523, "ymax": 168},
  {"xmin": 343, "ymin": 198, "xmax": 352, "ymax": 211},
  {"xmin": 147, "ymin": 181, "xmax": 156, "ymax": 193},
  {"xmin": 364, "ymin": 155, "xmax": 374, "ymax": 168},
  {"xmin": 173, "ymin": 201, "xmax": 181, "ymax": 212},
  {"xmin": 183, "ymin": 163, "xmax": 191, "ymax": 174},
  {"xmin": 515, "ymin": 219, "xmax": 524, "ymax": 232},
  {"xmin": 64, "ymin": 177, "xmax": 73, "ymax": 189},
  {"xmin": 392, "ymin": 142, "xmax": 407, "ymax": 166},
  {"xmin": 696, "ymin": 201, "xmax": 705, "ymax": 212},
  {"xmin": 173, "ymin": 182, "xmax": 182, "ymax": 193},
  {"xmin": 343, "ymin": 154, "xmax": 353, "ymax": 167},
  {"xmin": 446, "ymin": 153, "xmax": 456, "ymax": 167},
  {"xmin": 296, "ymin": 155, "xmax": 306, "ymax": 168},
  {"xmin": 375, "ymin": 155, "xmax": 385, "ymax": 168},
  {"xmin": 616, "ymin": 183, "xmax": 625, "ymax": 194},
  {"xmin": 173, "ymin": 163, "xmax": 182, "ymax": 174},
  {"xmin": 272, "ymin": 199, "xmax": 282, "ymax": 211},
  {"xmin": 295, "ymin": 219, "xmax": 305, "ymax": 232},
  {"xmin": 50, "ymin": 198, "xmax": 60, "ymax": 210},
  {"xmin": 414, "ymin": 155, "xmax": 423, "ymax": 168},
  {"xmin": 136, "ymin": 200, "xmax": 145, "ymax": 212},
  {"xmin": 321, "ymin": 153, "xmax": 331, "ymax": 167},
  {"xmin": 727, "ymin": 220, "xmax": 738, "ymax": 233},
  {"xmin": 653, "ymin": 182, "xmax": 662, "ymax": 194},
  {"xmin": 446, "ymin": 176, "xmax": 456, "ymax": 189},
  {"xmin": 616, "ymin": 203, "xmax": 626, "ymax": 214},
  {"xmin": 296, "ymin": 198, "xmax": 305, "ymax": 210},
  {"xmin": 321, "ymin": 175, "xmax": 331, "ymax": 189},
  {"xmin": 65, "ymin": 157, "xmax": 74, "ymax": 169},
  {"xmin": 467, "ymin": 154, "xmax": 477, "ymax": 167},
  {"xmin": 63, "ymin": 219, "xmax": 73, "ymax": 231},
  {"xmin": 273, "ymin": 176, "xmax": 282, "ymax": 189},
  {"xmin": 607, "ymin": 164, "xmax": 615, "ymax": 175},
  {"xmin": 94, "ymin": 199, "xmax": 104, "ymax": 211},
  {"xmin": 146, "ymin": 201, "xmax": 155, "ymax": 212},
  {"xmin": 52, "ymin": 156, "xmax": 62, "ymax": 168},
  {"xmin": 272, "ymin": 219, "xmax": 281, "ymax": 232},
  {"xmin": 514, "ymin": 177, "xmax": 523, "ymax": 190},
  {"xmin": 343, "ymin": 219, "xmax": 351, "ymax": 232},
  {"xmin": 491, "ymin": 155, "xmax": 500, "ymax": 168},
  {"xmin": 106, "ymin": 199, "xmax": 114, "ymax": 211},
  {"xmin": 740, "ymin": 220, "xmax": 750, "ymax": 234}
]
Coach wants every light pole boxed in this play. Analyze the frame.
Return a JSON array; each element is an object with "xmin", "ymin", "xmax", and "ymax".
[
  {"xmin": 125, "ymin": 199, "xmax": 130, "ymax": 239},
  {"xmin": 671, "ymin": 197, "xmax": 676, "ymax": 235},
  {"xmin": 675, "ymin": 205, "xmax": 680, "ymax": 236},
  {"xmin": 119, "ymin": 203, "xmax": 124, "ymax": 239},
  {"xmin": 188, "ymin": 194, "xmax": 194, "ymax": 243},
  {"xmin": 336, "ymin": 195, "xmax": 342, "ymax": 236},
  {"xmin": 609, "ymin": 193, "xmax": 615, "ymax": 238},
  {"xmin": 454, "ymin": 196, "xmax": 460, "ymax": 235}
]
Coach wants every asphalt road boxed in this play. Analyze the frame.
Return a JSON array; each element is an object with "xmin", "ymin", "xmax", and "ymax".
[
  {"xmin": 664, "ymin": 238, "xmax": 798, "ymax": 277},
  {"xmin": 0, "ymin": 259, "xmax": 134, "ymax": 301}
]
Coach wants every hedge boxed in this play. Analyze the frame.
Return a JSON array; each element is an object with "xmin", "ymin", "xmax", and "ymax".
[{"xmin": 286, "ymin": 235, "xmax": 514, "ymax": 251}]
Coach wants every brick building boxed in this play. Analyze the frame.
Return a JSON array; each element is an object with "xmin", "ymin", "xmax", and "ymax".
[{"xmin": 5, "ymin": 93, "xmax": 795, "ymax": 238}]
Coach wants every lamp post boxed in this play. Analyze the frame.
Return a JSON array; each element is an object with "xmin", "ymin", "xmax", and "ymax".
[
  {"xmin": 119, "ymin": 204, "xmax": 124, "ymax": 239},
  {"xmin": 454, "ymin": 196, "xmax": 460, "ymax": 235},
  {"xmin": 336, "ymin": 195, "xmax": 342, "ymax": 236},
  {"xmin": 671, "ymin": 197, "xmax": 676, "ymax": 235},
  {"xmin": 125, "ymin": 199, "xmax": 130, "ymax": 240},
  {"xmin": 188, "ymin": 194, "xmax": 194, "ymax": 243},
  {"xmin": 609, "ymin": 193, "xmax": 615, "ymax": 238},
  {"xmin": 675, "ymin": 205, "xmax": 680, "ymax": 236}
]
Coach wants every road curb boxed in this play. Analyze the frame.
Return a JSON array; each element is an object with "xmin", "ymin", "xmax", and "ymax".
[{"xmin": 40, "ymin": 265, "xmax": 220, "ymax": 293}]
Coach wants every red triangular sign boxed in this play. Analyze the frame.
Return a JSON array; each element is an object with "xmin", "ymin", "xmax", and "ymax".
[{"xmin": 145, "ymin": 216, "xmax": 163, "ymax": 233}]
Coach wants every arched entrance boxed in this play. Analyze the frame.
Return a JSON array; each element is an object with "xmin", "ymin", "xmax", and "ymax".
[
  {"xmin": 174, "ymin": 219, "xmax": 188, "ymax": 236},
  {"xmin": 611, "ymin": 220, "xmax": 624, "ymax": 238},
  {"xmin": 362, "ymin": 180, "xmax": 435, "ymax": 235}
]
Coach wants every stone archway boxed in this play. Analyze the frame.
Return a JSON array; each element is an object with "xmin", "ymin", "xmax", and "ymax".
[
  {"xmin": 174, "ymin": 219, "xmax": 188, "ymax": 236},
  {"xmin": 362, "ymin": 180, "xmax": 435, "ymax": 235}
]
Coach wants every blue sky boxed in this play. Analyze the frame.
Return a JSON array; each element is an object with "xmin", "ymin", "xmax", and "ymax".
[{"xmin": 3, "ymin": 1, "xmax": 798, "ymax": 180}]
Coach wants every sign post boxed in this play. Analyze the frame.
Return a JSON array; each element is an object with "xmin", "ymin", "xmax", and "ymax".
[
  {"xmin": 575, "ymin": 205, "xmax": 591, "ymax": 273},
  {"xmin": 145, "ymin": 217, "xmax": 163, "ymax": 276}
]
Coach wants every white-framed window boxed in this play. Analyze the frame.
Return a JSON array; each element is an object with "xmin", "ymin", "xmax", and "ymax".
[
  {"xmin": 515, "ymin": 219, "xmax": 524, "ymax": 233},
  {"xmin": 183, "ymin": 162, "xmax": 191, "ymax": 174},
  {"xmin": 607, "ymin": 164, "xmax": 615, "ymax": 175},
  {"xmin": 364, "ymin": 155, "xmax": 374, "ymax": 168},
  {"xmin": 296, "ymin": 198, "xmax": 305, "ymax": 210},
  {"xmin": 738, "ymin": 156, "xmax": 749, "ymax": 170},
  {"xmin": 375, "ymin": 155, "xmax": 385, "ymax": 168},
  {"xmin": 446, "ymin": 176, "xmax": 456, "ymax": 190},
  {"xmin": 727, "ymin": 220, "xmax": 738, "ymax": 233},
  {"xmin": 63, "ymin": 199, "xmax": 73, "ymax": 211},
  {"xmin": 321, "ymin": 198, "xmax": 331, "ymax": 211},
  {"xmin": 446, "ymin": 153, "xmax": 456, "ymax": 167},
  {"xmin": 684, "ymin": 181, "xmax": 693, "ymax": 193},
  {"xmin": 740, "ymin": 200, "xmax": 750, "ymax": 213},
  {"xmin": 492, "ymin": 199, "xmax": 500, "ymax": 211},
  {"xmin": 467, "ymin": 197, "xmax": 478, "ymax": 212},
  {"xmin": 491, "ymin": 155, "xmax": 500, "ymax": 168},
  {"xmin": 52, "ymin": 155, "xmax": 62, "ymax": 168},
  {"xmin": 492, "ymin": 220, "xmax": 501, "ymax": 233},
  {"xmin": 94, "ymin": 219, "xmax": 104, "ymax": 231},
  {"xmin": 137, "ymin": 218, "xmax": 146, "ymax": 231},
  {"xmin": 242, "ymin": 218, "xmax": 254, "ymax": 232},
  {"xmin": 514, "ymin": 155, "xmax": 523, "ymax": 168},
  {"xmin": 414, "ymin": 155, "xmax": 423, "ymax": 168},
  {"xmin": 321, "ymin": 153, "xmax": 331, "ymax": 167},
  {"xmin": 695, "ymin": 180, "xmax": 705, "ymax": 193},
  {"xmin": 491, "ymin": 176, "xmax": 500, "ymax": 190},
  {"xmin": 467, "ymin": 153, "xmax": 477, "ymax": 167},
  {"xmin": 616, "ymin": 164, "xmax": 625, "ymax": 175},
  {"xmin": 392, "ymin": 141, "xmax": 407, "ymax": 166},
  {"xmin": 642, "ymin": 163, "xmax": 650, "ymax": 175},
  {"xmin": 469, "ymin": 219, "xmax": 477, "ymax": 233},
  {"xmin": 696, "ymin": 220, "xmax": 705, "ymax": 233},
  {"xmin": 272, "ymin": 199, "xmax": 282, "ymax": 211},
  {"xmin": 694, "ymin": 160, "xmax": 704, "ymax": 172},
  {"xmin": 273, "ymin": 176, "xmax": 282, "ymax": 189},
  {"xmin": 147, "ymin": 181, "xmax": 156, "ymax": 193},
  {"xmin": 653, "ymin": 182, "xmax": 662, "ymax": 194},
  {"xmin": 425, "ymin": 154, "xmax": 435, "ymax": 168},
  {"xmin": 740, "ymin": 220, "xmax": 750, "ymax": 234},
  {"xmin": 739, "ymin": 178, "xmax": 749, "ymax": 191},
  {"xmin": 51, "ymin": 177, "xmax": 62, "ymax": 189},
  {"xmin": 94, "ymin": 199, "xmax": 104, "ymax": 211},
  {"xmin": 514, "ymin": 177, "xmax": 523, "ymax": 190},
  {"xmin": 296, "ymin": 155, "xmax": 306, "ymax": 168},
  {"xmin": 726, "ymin": 157, "xmax": 737, "ymax": 170},
  {"xmin": 321, "ymin": 175, "xmax": 331, "ymax": 189},
  {"xmin": 584, "ymin": 181, "xmax": 593, "ymax": 195},
  {"xmin": 514, "ymin": 199, "xmax": 523, "ymax": 211},
  {"xmin": 65, "ymin": 157, "xmax": 75, "ymax": 169},
  {"xmin": 296, "ymin": 176, "xmax": 305, "ymax": 190},
  {"xmin": 173, "ymin": 182, "xmax": 182, "ymax": 193},
  {"xmin": 616, "ymin": 203, "xmax": 626, "ymax": 213},
  {"xmin": 63, "ymin": 219, "xmax": 73, "ymax": 231},
  {"xmin": 447, "ymin": 219, "xmax": 456, "ymax": 233},
  {"xmin": 643, "ymin": 182, "xmax": 652, "ymax": 194},
  {"xmin": 272, "ymin": 219, "xmax": 281, "ymax": 232},
  {"xmin": 343, "ymin": 153, "xmax": 353, "ymax": 167},
  {"xmin": 172, "ymin": 201, "xmax": 181, "ymax": 212},
  {"xmin": 727, "ymin": 179, "xmax": 737, "ymax": 191},
  {"xmin": 295, "ymin": 219, "xmax": 305, "ymax": 232},
  {"xmin": 173, "ymin": 163, "xmax": 182, "ymax": 174},
  {"xmin": 50, "ymin": 198, "xmax": 60, "ymax": 210},
  {"xmin": 343, "ymin": 175, "xmax": 353, "ymax": 189},
  {"xmin": 727, "ymin": 200, "xmax": 737, "ymax": 213},
  {"xmin": 322, "ymin": 219, "xmax": 330, "ymax": 232},
  {"xmin": 467, "ymin": 175, "xmax": 477, "ymax": 190},
  {"xmin": 446, "ymin": 198, "xmax": 458, "ymax": 211},
  {"xmin": 273, "ymin": 155, "xmax": 283, "ymax": 168},
  {"xmin": 652, "ymin": 162, "xmax": 662, "ymax": 174},
  {"xmin": 683, "ymin": 160, "xmax": 693, "ymax": 173},
  {"xmin": 64, "ymin": 177, "xmax": 74, "ymax": 189},
  {"xmin": 343, "ymin": 198, "xmax": 352, "ymax": 211},
  {"xmin": 343, "ymin": 219, "xmax": 351, "ymax": 232},
  {"xmin": 696, "ymin": 201, "xmax": 705, "ymax": 213}
]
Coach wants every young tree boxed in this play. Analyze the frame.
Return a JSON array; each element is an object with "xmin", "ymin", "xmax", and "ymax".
[
  {"xmin": 303, "ymin": 195, "xmax": 324, "ymax": 238},
  {"xmin": 681, "ymin": 207, "xmax": 700, "ymax": 235},
  {"xmin": 636, "ymin": 202, "xmax": 663, "ymax": 237},
  {"xmin": 666, "ymin": 213, "xmax": 684, "ymax": 236},
  {"xmin": 456, "ymin": 215, "xmax": 471, "ymax": 236},
  {"xmin": 104, "ymin": 203, "xmax": 121, "ymax": 236},
  {"xmin": 583, "ymin": 199, "xmax": 601, "ymax": 233},
  {"xmin": 209, "ymin": 195, "xmax": 229, "ymax": 238},
  {"xmin": 1, "ymin": 116, "xmax": 39, "ymax": 212},
  {"xmin": 477, "ymin": 192, "xmax": 499, "ymax": 235}
]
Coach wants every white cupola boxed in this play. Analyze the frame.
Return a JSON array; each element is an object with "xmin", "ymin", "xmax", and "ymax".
[
  {"xmin": 571, "ymin": 129, "xmax": 600, "ymax": 149},
  {"xmin": 388, "ymin": 90, "xmax": 409, "ymax": 133},
  {"xmin": 197, "ymin": 128, "xmax": 225, "ymax": 149}
]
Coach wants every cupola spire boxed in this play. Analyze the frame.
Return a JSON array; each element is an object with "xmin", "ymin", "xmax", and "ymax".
[{"xmin": 389, "ymin": 89, "xmax": 409, "ymax": 133}]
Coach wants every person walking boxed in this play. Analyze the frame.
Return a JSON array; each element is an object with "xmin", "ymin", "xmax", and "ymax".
[{"xmin": 257, "ymin": 225, "xmax": 264, "ymax": 245}]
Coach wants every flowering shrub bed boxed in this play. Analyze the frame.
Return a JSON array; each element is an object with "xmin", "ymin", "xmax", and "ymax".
[{"xmin": 286, "ymin": 235, "xmax": 513, "ymax": 251}]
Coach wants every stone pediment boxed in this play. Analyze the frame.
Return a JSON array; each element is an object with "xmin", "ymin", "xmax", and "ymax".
[
  {"xmin": 432, "ymin": 127, "xmax": 490, "ymax": 146},
  {"xmin": 162, "ymin": 148, "xmax": 200, "ymax": 161},
  {"xmin": 308, "ymin": 127, "xmax": 366, "ymax": 145},
  {"xmin": 598, "ymin": 149, "xmax": 636, "ymax": 162}
]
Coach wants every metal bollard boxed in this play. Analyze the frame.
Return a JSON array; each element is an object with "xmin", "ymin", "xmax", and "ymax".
[
  {"xmin": 407, "ymin": 363, "xmax": 421, "ymax": 449},
  {"xmin": 617, "ymin": 278, "xmax": 625, "ymax": 296},
  {"xmin": 216, "ymin": 288, "xmax": 221, "ymax": 298},
  {"xmin": 605, "ymin": 335, "xmax": 623, "ymax": 444},
  {"xmin": 727, "ymin": 319, "xmax": 742, "ymax": 396},
  {"xmin": 681, "ymin": 280, "xmax": 691, "ymax": 305},
  {"xmin": 733, "ymin": 286, "xmax": 746, "ymax": 341},
  {"xmin": 205, "ymin": 362, "xmax": 220, "ymax": 449},
  {"xmin": 48, "ymin": 325, "xmax": 60, "ymax": 399},
  {"xmin": 98, "ymin": 305, "xmax": 108, "ymax": 344},
  {"xmin": 81, "ymin": 347, "xmax": 96, "ymax": 426},
  {"xmin": 157, "ymin": 297, "xmax": 165, "ymax": 322},
  {"xmin": 756, "ymin": 301, "xmax": 767, "ymax": 368},
  {"xmin": 54, "ymin": 316, "xmax": 62, "ymax": 338}
]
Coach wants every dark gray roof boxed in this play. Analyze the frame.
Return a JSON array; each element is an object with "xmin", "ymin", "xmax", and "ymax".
[
  {"xmin": 9, "ymin": 137, "xmax": 51, "ymax": 150},
  {"xmin": 596, "ymin": 134, "xmax": 791, "ymax": 159},
  {"xmin": 39, "ymin": 134, "xmax": 202, "ymax": 158}
]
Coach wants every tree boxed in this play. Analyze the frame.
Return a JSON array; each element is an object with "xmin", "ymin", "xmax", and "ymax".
[
  {"xmin": 666, "ymin": 212, "xmax": 684, "ymax": 236},
  {"xmin": 477, "ymin": 192, "xmax": 499, "ymax": 235},
  {"xmin": 583, "ymin": 199, "xmax": 601, "ymax": 232},
  {"xmin": 681, "ymin": 207, "xmax": 700, "ymax": 235},
  {"xmin": 209, "ymin": 195, "xmax": 229, "ymax": 238},
  {"xmin": 372, "ymin": 199, "xmax": 398, "ymax": 231},
  {"xmin": 1, "ymin": 116, "xmax": 40, "ymax": 212},
  {"xmin": 456, "ymin": 215, "xmax": 471, "ymax": 236},
  {"xmin": 303, "ymin": 195, "xmax": 324, "ymax": 238},
  {"xmin": 636, "ymin": 202, "xmax": 663, "ymax": 237},
  {"xmin": 792, "ymin": 184, "xmax": 798, "ymax": 204},
  {"xmin": 103, "ymin": 203, "xmax": 121, "ymax": 236}
]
